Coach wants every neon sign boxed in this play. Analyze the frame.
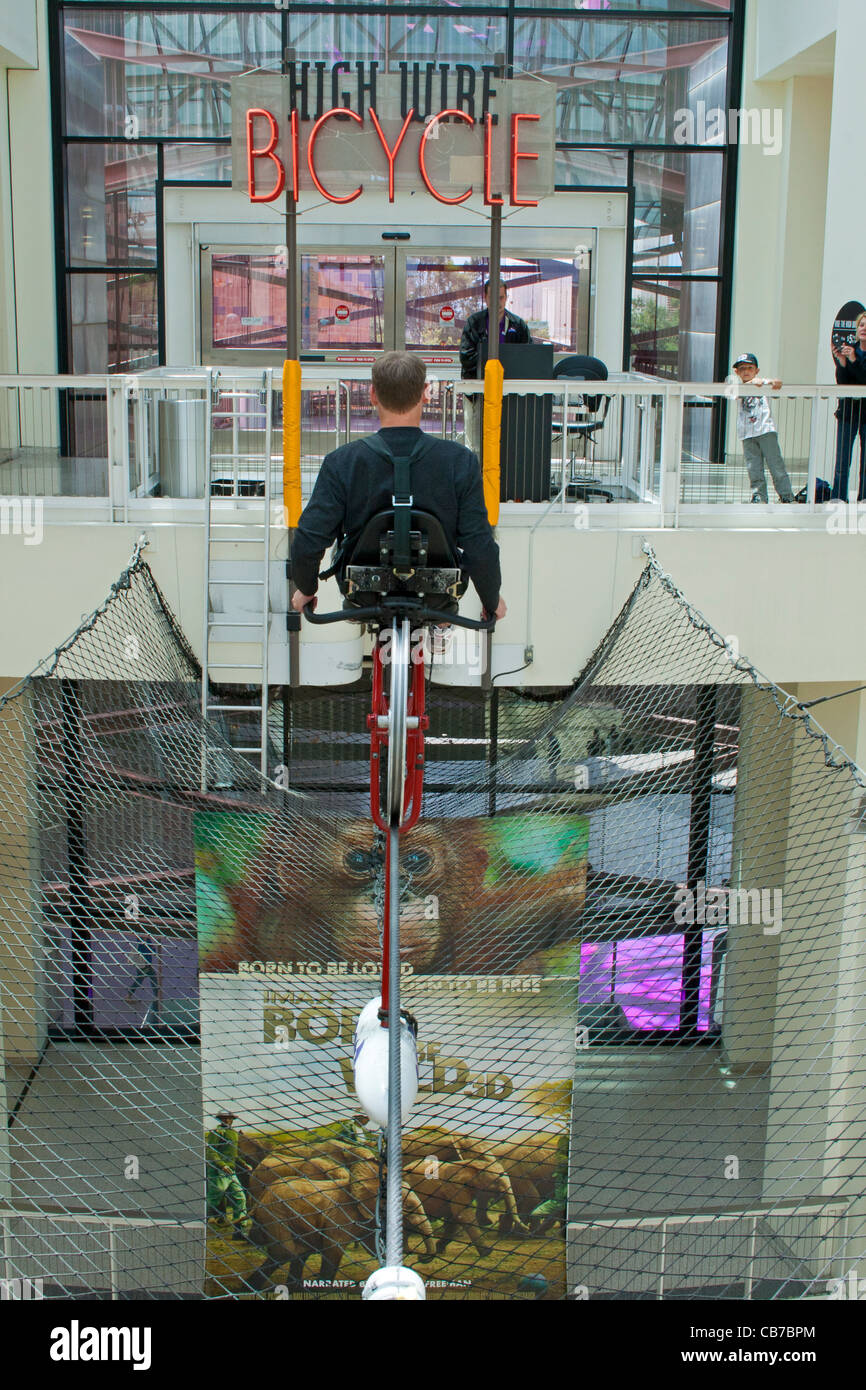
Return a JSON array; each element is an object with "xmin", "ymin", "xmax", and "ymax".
[
  {"xmin": 232, "ymin": 72, "xmax": 555, "ymax": 209},
  {"xmin": 246, "ymin": 107, "xmax": 543, "ymax": 208}
]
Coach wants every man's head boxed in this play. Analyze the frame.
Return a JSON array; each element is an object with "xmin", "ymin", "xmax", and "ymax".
[
  {"xmin": 484, "ymin": 278, "xmax": 508, "ymax": 316},
  {"xmin": 216, "ymin": 1111, "xmax": 237, "ymax": 1125},
  {"xmin": 733, "ymin": 351, "xmax": 759, "ymax": 384},
  {"xmin": 371, "ymin": 351, "xmax": 428, "ymax": 422}
]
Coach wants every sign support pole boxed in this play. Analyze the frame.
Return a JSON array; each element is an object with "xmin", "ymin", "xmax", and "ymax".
[
  {"xmin": 283, "ymin": 50, "xmax": 301, "ymax": 689},
  {"xmin": 487, "ymin": 204, "xmax": 502, "ymax": 367},
  {"xmin": 481, "ymin": 202, "xmax": 503, "ymax": 688}
]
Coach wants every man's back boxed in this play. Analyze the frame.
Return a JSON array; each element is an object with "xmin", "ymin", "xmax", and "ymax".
[{"xmin": 290, "ymin": 426, "xmax": 502, "ymax": 614}]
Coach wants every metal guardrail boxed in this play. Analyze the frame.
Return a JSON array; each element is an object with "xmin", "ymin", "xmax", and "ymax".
[
  {"xmin": 0, "ymin": 1204, "xmax": 205, "ymax": 1297},
  {"xmin": 3, "ymin": 372, "xmax": 866, "ymax": 525},
  {"xmin": 567, "ymin": 1199, "xmax": 849, "ymax": 1299}
]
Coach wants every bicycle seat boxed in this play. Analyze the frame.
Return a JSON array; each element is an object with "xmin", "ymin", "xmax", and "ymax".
[{"xmin": 340, "ymin": 508, "xmax": 467, "ymax": 613}]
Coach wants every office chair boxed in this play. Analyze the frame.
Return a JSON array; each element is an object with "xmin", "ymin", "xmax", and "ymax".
[{"xmin": 551, "ymin": 355, "xmax": 612, "ymax": 501}]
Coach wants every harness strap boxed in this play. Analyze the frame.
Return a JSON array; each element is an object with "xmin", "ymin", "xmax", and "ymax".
[{"xmin": 360, "ymin": 433, "xmax": 437, "ymax": 574}]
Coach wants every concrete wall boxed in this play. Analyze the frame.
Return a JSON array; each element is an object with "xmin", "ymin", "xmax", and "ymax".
[
  {"xmin": 733, "ymin": 0, "xmax": 866, "ymax": 387},
  {"xmin": 755, "ymin": 0, "xmax": 838, "ymax": 81},
  {"xmin": 0, "ymin": 0, "xmax": 56, "ymax": 375},
  {"xmin": 2, "ymin": 520, "xmax": 866, "ymax": 690},
  {"xmin": 730, "ymin": 4, "xmax": 833, "ymax": 385},
  {"xmin": 0, "ymin": 3, "xmax": 38, "ymax": 70}
]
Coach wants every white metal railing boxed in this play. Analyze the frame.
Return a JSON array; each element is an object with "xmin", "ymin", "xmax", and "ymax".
[
  {"xmin": 567, "ymin": 1199, "xmax": 850, "ymax": 1299},
  {"xmin": 0, "ymin": 1203, "xmax": 205, "ymax": 1298},
  {"xmin": 3, "ymin": 371, "xmax": 866, "ymax": 529}
]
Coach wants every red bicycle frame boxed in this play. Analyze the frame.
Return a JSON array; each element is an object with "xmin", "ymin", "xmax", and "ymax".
[
  {"xmin": 367, "ymin": 634, "xmax": 428, "ymax": 834},
  {"xmin": 368, "ymin": 631, "xmax": 429, "ymax": 1016}
]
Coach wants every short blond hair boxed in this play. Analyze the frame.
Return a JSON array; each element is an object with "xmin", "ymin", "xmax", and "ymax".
[{"xmin": 856, "ymin": 312, "xmax": 866, "ymax": 331}]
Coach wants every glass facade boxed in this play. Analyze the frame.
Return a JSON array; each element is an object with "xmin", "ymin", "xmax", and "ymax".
[{"xmin": 52, "ymin": 1, "xmax": 742, "ymax": 377}]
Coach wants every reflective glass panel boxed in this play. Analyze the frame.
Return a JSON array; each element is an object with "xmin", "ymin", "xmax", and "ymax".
[
  {"xmin": 66, "ymin": 143, "xmax": 157, "ymax": 266},
  {"xmin": 68, "ymin": 271, "xmax": 159, "ymax": 373},
  {"xmin": 631, "ymin": 277, "xmax": 719, "ymax": 382},
  {"xmin": 634, "ymin": 151, "xmax": 723, "ymax": 275},
  {"xmin": 513, "ymin": 16, "xmax": 729, "ymax": 144},
  {"xmin": 64, "ymin": 8, "xmax": 281, "ymax": 137},
  {"xmin": 164, "ymin": 143, "xmax": 232, "ymax": 181}
]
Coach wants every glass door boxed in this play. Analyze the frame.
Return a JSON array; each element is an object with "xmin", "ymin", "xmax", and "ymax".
[
  {"xmin": 399, "ymin": 250, "xmax": 594, "ymax": 366},
  {"xmin": 300, "ymin": 253, "xmax": 389, "ymax": 363},
  {"xmin": 201, "ymin": 244, "xmax": 593, "ymax": 367},
  {"xmin": 202, "ymin": 248, "xmax": 394, "ymax": 367}
]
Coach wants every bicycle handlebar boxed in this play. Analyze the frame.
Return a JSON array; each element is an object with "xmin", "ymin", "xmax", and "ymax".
[{"xmin": 300, "ymin": 603, "xmax": 496, "ymax": 632}]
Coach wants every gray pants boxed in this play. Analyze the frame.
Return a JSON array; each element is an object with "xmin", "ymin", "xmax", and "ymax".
[
  {"xmin": 463, "ymin": 393, "xmax": 482, "ymax": 456},
  {"xmin": 743, "ymin": 432, "xmax": 794, "ymax": 502}
]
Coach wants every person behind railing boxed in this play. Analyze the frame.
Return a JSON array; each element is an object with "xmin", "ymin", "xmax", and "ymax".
[
  {"xmin": 731, "ymin": 353, "xmax": 795, "ymax": 503},
  {"xmin": 290, "ymin": 351, "xmax": 506, "ymax": 623},
  {"xmin": 459, "ymin": 278, "xmax": 531, "ymax": 454},
  {"xmin": 832, "ymin": 312, "xmax": 866, "ymax": 501}
]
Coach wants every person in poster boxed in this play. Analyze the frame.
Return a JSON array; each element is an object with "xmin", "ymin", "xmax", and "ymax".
[{"xmin": 206, "ymin": 1110, "xmax": 253, "ymax": 1239}]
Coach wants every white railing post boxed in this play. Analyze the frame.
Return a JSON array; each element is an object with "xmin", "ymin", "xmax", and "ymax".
[
  {"xmin": 106, "ymin": 374, "xmax": 131, "ymax": 524},
  {"xmin": 108, "ymin": 1221, "xmax": 119, "ymax": 1299},
  {"xmin": 744, "ymin": 1214, "xmax": 757, "ymax": 1299},
  {"xmin": 808, "ymin": 390, "xmax": 832, "ymax": 512},
  {"xmin": 659, "ymin": 383, "xmax": 684, "ymax": 527}
]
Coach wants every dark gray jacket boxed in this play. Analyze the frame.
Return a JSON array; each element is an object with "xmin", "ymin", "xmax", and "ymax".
[
  {"xmin": 459, "ymin": 307, "xmax": 531, "ymax": 380},
  {"xmin": 290, "ymin": 427, "xmax": 502, "ymax": 613}
]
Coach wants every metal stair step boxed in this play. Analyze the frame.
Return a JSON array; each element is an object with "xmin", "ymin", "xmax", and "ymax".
[
  {"xmin": 207, "ymin": 703, "xmax": 263, "ymax": 712},
  {"xmin": 208, "ymin": 619, "xmax": 265, "ymax": 629}
]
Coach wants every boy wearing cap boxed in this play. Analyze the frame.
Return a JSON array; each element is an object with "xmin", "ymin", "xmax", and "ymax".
[{"xmin": 732, "ymin": 353, "xmax": 795, "ymax": 503}]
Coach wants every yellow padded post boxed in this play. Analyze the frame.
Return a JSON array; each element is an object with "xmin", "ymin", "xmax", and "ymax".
[
  {"xmin": 283, "ymin": 358, "xmax": 302, "ymax": 528},
  {"xmin": 482, "ymin": 357, "xmax": 503, "ymax": 526}
]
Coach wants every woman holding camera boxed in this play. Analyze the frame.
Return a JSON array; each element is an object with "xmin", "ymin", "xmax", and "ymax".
[{"xmin": 832, "ymin": 311, "xmax": 866, "ymax": 500}]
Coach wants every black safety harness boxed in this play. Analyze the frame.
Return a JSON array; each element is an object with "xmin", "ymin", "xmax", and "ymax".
[{"xmin": 322, "ymin": 433, "xmax": 463, "ymax": 601}]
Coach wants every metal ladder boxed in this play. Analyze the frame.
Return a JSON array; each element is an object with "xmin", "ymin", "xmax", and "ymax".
[{"xmin": 201, "ymin": 368, "xmax": 273, "ymax": 788}]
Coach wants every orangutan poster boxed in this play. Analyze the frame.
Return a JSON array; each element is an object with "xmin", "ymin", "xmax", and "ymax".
[{"xmin": 195, "ymin": 809, "xmax": 581, "ymax": 1300}]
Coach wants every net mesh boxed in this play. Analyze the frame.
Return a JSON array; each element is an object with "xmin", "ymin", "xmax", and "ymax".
[{"xmin": 0, "ymin": 543, "xmax": 864, "ymax": 1301}]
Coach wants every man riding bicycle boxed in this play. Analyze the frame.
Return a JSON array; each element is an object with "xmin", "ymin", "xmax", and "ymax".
[{"xmin": 290, "ymin": 352, "xmax": 506, "ymax": 624}]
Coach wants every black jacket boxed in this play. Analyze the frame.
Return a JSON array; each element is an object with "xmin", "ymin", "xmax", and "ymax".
[
  {"xmin": 290, "ymin": 427, "xmax": 502, "ymax": 613},
  {"xmin": 459, "ymin": 307, "xmax": 531, "ymax": 380},
  {"xmin": 835, "ymin": 348, "xmax": 866, "ymax": 421}
]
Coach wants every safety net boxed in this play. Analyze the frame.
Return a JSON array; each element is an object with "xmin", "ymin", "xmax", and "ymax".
[{"xmin": 0, "ymin": 542, "xmax": 864, "ymax": 1301}]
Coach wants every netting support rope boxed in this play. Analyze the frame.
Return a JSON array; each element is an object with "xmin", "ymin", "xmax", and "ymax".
[{"xmin": 640, "ymin": 540, "xmax": 866, "ymax": 793}]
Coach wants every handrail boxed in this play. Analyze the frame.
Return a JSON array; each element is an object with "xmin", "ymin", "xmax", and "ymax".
[
  {"xmin": 302, "ymin": 602, "xmax": 496, "ymax": 632},
  {"xmin": 5, "ymin": 371, "xmax": 866, "ymax": 523}
]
